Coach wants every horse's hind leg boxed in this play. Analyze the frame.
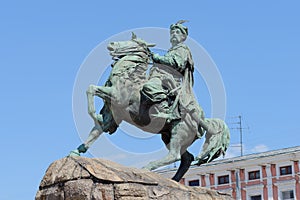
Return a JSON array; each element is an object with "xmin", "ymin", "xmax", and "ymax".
[
  {"xmin": 143, "ymin": 119, "xmax": 197, "ymax": 171},
  {"xmin": 171, "ymin": 151, "xmax": 194, "ymax": 182},
  {"xmin": 143, "ymin": 146, "xmax": 181, "ymax": 171},
  {"xmin": 160, "ymin": 133, "xmax": 194, "ymax": 182},
  {"xmin": 143, "ymin": 130, "xmax": 187, "ymax": 171}
]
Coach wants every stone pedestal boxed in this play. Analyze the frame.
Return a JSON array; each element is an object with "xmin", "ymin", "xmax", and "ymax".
[{"xmin": 36, "ymin": 157, "xmax": 232, "ymax": 200}]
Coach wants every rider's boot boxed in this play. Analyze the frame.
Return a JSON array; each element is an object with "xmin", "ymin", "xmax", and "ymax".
[{"xmin": 151, "ymin": 101, "xmax": 180, "ymax": 122}]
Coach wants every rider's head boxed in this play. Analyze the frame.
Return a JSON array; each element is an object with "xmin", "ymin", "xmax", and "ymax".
[{"xmin": 170, "ymin": 20, "xmax": 188, "ymax": 47}]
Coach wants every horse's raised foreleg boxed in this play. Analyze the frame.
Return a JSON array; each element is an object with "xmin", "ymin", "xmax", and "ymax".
[
  {"xmin": 87, "ymin": 84, "xmax": 114, "ymax": 102},
  {"xmin": 69, "ymin": 84, "xmax": 108, "ymax": 157},
  {"xmin": 86, "ymin": 84, "xmax": 113, "ymax": 123},
  {"xmin": 69, "ymin": 124, "xmax": 104, "ymax": 156},
  {"xmin": 84, "ymin": 124, "xmax": 104, "ymax": 149},
  {"xmin": 87, "ymin": 84, "xmax": 99, "ymax": 122}
]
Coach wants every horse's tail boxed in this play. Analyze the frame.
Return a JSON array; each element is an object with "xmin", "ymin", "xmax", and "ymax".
[{"xmin": 195, "ymin": 118, "xmax": 230, "ymax": 165}]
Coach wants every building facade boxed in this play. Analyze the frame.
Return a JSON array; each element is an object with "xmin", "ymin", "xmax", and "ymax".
[{"xmin": 159, "ymin": 146, "xmax": 300, "ymax": 200}]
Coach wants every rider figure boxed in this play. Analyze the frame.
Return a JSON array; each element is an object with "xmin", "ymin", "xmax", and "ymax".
[
  {"xmin": 152, "ymin": 20, "xmax": 193, "ymax": 75},
  {"xmin": 141, "ymin": 20, "xmax": 199, "ymax": 121}
]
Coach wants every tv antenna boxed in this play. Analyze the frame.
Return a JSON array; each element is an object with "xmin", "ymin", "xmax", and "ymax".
[{"xmin": 229, "ymin": 115, "xmax": 249, "ymax": 156}]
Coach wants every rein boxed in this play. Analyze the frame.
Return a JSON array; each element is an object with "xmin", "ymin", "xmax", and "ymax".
[
  {"xmin": 111, "ymin": 50, "xmax": 151, "ymax": 64},
  {"xmin": 110, "ymin": 42, "xmax": 151, "ymax": 63}
]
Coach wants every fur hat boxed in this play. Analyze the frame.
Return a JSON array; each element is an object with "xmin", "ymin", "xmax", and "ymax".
[{"xmin": 170, "ymin": 20, "xmax": 189, "ymax": 35}]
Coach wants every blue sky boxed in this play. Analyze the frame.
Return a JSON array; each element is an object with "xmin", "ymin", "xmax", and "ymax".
[{"xmin": 1, "ymin": 1, "xmax": 300, "ymax": 199}]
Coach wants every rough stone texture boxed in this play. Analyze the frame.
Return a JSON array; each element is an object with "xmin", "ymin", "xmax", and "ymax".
[{"xmin": 36, "ymin": 157, "xmax": 232, "ymax": 200}]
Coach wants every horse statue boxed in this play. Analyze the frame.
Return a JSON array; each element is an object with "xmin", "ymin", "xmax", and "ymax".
[{"xmin": 70, "ymin": 33, "xmax": 230, "ymax": 182}]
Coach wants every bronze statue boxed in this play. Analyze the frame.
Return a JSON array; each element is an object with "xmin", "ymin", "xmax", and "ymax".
[{"xmin": 70, "ymin": 21, "xmax": 230, "ymax": 182}]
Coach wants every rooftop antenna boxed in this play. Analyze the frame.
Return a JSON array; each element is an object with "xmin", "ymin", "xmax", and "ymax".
[{"xmin": 229, "ymin": 115, "xmax": 249, "ymax": 156}]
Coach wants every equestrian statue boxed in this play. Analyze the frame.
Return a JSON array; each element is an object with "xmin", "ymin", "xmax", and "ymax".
[{"xmin": 70, "ymin": 21, "xmax": 230, "ymax": 182}]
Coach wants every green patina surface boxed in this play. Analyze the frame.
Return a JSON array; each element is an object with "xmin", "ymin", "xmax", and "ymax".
[{"xmin": 70, "ymin": 21, "xmax": 230, "ymax": 181}]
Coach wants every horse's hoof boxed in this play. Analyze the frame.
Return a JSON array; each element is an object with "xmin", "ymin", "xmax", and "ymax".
[
  {"xmin": 69, "ymin": 150, "xmax": 80, "ymax": 157},
  {"xmin": 141, "ymin": 167, "xmax": 150, "ymax": 171},
  {"xmin": 96, "ymin": 114, "xmax": 103, "ymax": 122},
  {"xmin": 191, "ymin": 157, "xmax": 202, "ymax": 166},
  {"xmin": 142, "ymin": 165, "xmax": 153, "ymax": 171}
]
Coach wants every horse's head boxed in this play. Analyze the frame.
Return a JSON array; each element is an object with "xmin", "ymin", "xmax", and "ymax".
[{"xmin": 107, "ymin": 32, "xmax": 156, "ymax": 60}]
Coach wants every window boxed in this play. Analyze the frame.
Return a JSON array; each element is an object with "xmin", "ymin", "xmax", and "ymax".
[
  {"xmin": 282, "ymin": 190, "xmax": 294, "ymax": 200},
  {"xmin": 218, "ymin": 175, "xmax": 229, "ymax": 185},
  {"xmin": 250, "ymin": 195, "xmax": 262, "ymax": 200},
  {"xmin": 280, "ymin": 165, "xmax": 292, "ymax": 175},
  {"xmin": 248, "ymin": 170, "xmax": 260, "ymax": 180},
  {"xmin": 188, "ymin": 179, "xmax": 199, "ymax": 186}
]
